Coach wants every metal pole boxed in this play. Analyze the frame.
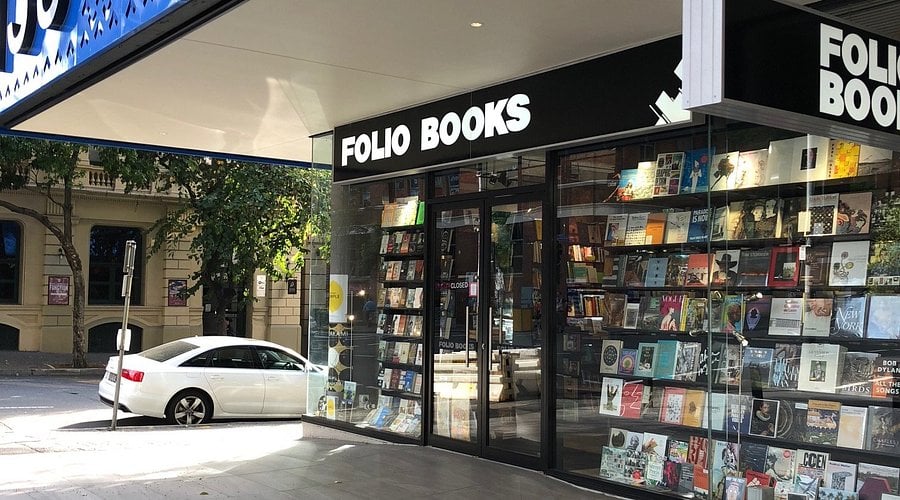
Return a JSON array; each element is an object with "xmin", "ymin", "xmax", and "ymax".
[{"xmin": 110, "ymin": 240, "xmax": 137, "ymax": 431}]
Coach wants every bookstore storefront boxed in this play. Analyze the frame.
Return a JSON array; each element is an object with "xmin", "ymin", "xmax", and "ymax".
[{"xmin": 306, "ymin": 2, "xmax": 900, "ymax": 499}]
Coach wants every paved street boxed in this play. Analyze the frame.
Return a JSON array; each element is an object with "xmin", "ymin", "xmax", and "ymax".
[{"xmin": 0, "ymin": 375, "xmax": 613, "ymax": 499}]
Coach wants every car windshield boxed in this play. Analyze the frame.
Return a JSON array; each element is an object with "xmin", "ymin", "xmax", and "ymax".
[{"xmin": 138, "ymin": 340, "xmax": 199, "ymax": 362}]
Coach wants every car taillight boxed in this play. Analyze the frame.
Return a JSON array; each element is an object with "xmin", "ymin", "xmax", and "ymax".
[{"xmin": 121, "ymin": 369, "xmax": 144, "ymax": 382}]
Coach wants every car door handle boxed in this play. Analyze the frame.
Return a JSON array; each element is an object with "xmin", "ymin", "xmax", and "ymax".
[{"xmin": 208, "ymin": 375, "xmax": 224, "ymax": 380}]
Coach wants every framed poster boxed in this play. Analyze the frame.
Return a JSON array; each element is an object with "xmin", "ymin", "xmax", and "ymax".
[
  {"xmin": 48, "ymin": 276, "xmax": 69, "ymax": 305},
  {"xmin": 167, "ymin": 279, "xmax": 188, "ymax": 307},
  {"xmin": 287, "ymin": 278, "xmax": 298, "ymax": 295}
]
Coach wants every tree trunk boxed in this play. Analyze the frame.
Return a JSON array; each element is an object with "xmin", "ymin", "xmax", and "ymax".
[{"xmin": 71, "ymin": 258, "xmax": 87, "ymax": 368}]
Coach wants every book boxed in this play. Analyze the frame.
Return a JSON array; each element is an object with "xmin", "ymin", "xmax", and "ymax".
[
  {"xmin": 668, "ymin": 439, "xmax": 690, "ymax": 463},
  {"xmin": 635, "ymin": 342, "xmax": 657, "ymax": 377},
  {"xmin": 867, "ymin": 406, "xmax": 900, "ymax": 455},
  {"xmin": 827, "ymin": 139, "xmax": 861, "ymax": 179},
  {"xmin": 828, "ymin": 240, "xmax": 870, "ymax": 286},
  {"xmin": 710, "ymin": 151, "xmax": 740, "ymax": 191},
  {"xmin": 706, "ymin": 392, "xmax": 728, "ymax": 431},
  {"xmin": 802, "ymin": 297, "xmax": 833, "ymax": 337},
  {"xmin": 742, "ymin": 347, "xmax": 774, "ymax": 390},
  {"xmin": 623, "ymin": 302, "xmax": 640, "ymax": 329},
  {"xmin": 764, "ymin": 447, "xmax": 796, "ymax": 497},
  {"xmin": 615, "ymin": 168, "xmax": 639, "ymax": 201},
  {"xmin": 712, "ymin": 441, "xmax": 741, "ymax": 498},
  {"xmin": 797, "ymin": 343, "xmax": 847, "ymax": 393},
  {"xmin": 674, "ymin": 341, "xmax": 701, "ymax": 382},
  {"xmin": 681, "ymin": 147, "xmax": 713, "ymax": 193},
  {"xmin": 654, "ymin": 152, "xmax": 684, "ymax": 196},
  {"xmin": 733, "ymin": 148, "xmax": 769, "ymax": 189},
  {"xmin": 768, "ymin": 246, "xmax": 800, "ymax": 287},
  {"xmin": 665, "ymin": 254, "xmax": 689, "ymax": 287},
  {"xmin": 687, "ymin": 208, "xmax": 711, "ymax": 243},
  {"xmin": 838, "ymin": 352, "xmax": 878, "ymax": 395},
  {"xmin": 600, "ymin": 446, "xmax": 628, "ymax": 479},
  {"xmin": 824, "ymin": 460, "xmax": 857, "ymax": 492},
  {"xmin": 711, "ymin": 250, "xmax": 741, "ymax": 286},
  {"xmin": 618, "ymin": 348, "xmax": 637, "ymax": 376},
  {"xmin": 835, "ymin": 191, "xmax": 872, "ymax": 234},
  {"xmin": 806, "ymin": 399, "xmax": 841, "ymax": 445},
  {"xmin": 727, "ymin": 394, "xmax": 752, "ymax": 434},
  {"xmin": 856, "ymin": 462, "xmax": 899, "ymax": 495},
  {"xmin": 830, "ymin": 295, "xmax": 867, "ymax": 338},
  {"xmin": 643, "ymin": 432, "xmax": 670, "ymax": 460},
  {"xmin": 641, "ymin": 386, "xmax": 665, "ymax": 421},
  {"xmin": 599, "ymin": 340, "xmax": 623, "ymax": 374},
  {"xmin": 620, "ymin": 381, "xmax": 644, "ymax": 418},
  {"xmin": 601, "ymin": 293, "xmax": 627, "ymax": 327},
  {"xmin": 654, "ymin": 340, "xmax": 679, "ymax": 379},
  {"xmin": 793, "ymin": 449, "xmax": 829, "ymax": 498},
  {"xmin": 721, "ymin": 294, "xmax": 744, "ymax": 334},
  {"xmin": 645, "ymin": 212, "xmax": 668, "ymax": 244},
  {"xmin": 801, "ymin": 245, "xmax": 831, "ymax": 287},
  {"xmin": 769, "ymin": 297, "xmax": 803, "ymax": 336},
  {"xmin": 665, "ymin": 211, "xmax": 691, "ymax": 244},
  {"xmin": 770, "ymin": 343, "xmax": 801, "ymax": 389},
  {"xmin": 688, "ymin": 436, "xmax": 709, "ymax": 466},
  {"xmin": 749, "ymin": 398, "xmax": 780, "ymax": 437},
  {"xmin": 682, "ymin": 297, "xmax": 708, "ymax": 333},
  {"xmin": 806, "ymin": 193, "xmax": 840, "ymax": 236},
  {"xmin": 624, "ymin": 212, "xmax": 650, "ymax": 246},
  {"xmin": 742, "ymin": 442, "xmax": 771, "ymax": 474},
  {"xmin": 866, "ymin": 295, "xmax": 900, "ymax": 339},
  {"xmin": 737, "ymin": 248, "xmax": 772, "ymax": 287},
  {"xmin": 684, "ymin": 253, "xmax": 710, "ymax": 287},
  {"xmin": 645, "ymin": 452, "xmax": 665, "ymax": 487},
  {"xmin": 659, "ymin": 294, "xmax": 686, "ymax": 331},
  {"xmin": 744, "ymin": 296, "xmax": 772, "ymax": 336},
  {"xmin": 873, "ymin": 356, "xmax": 900, "ymax": 399},
  {"xmin": 620, "ymin": 254, "xmax": 650, "ymax": 286},
  {"xmin": 868, "ymin": 241, "xmax": 900, "ymax": 286},
  {"xmin": 836, "ymin": 405, "xmax": 868, "ymax": 449},
  {"xmin": 660, "ymin": 386, "xmax": 686, "ymax": 425},
  {"xmin": 789, "ymin": 135, "xmax": 831, "ymax": 184},
  {"xmin": 634, "ymin": 160, "xmax": 657, "ymax": 200},
  {"xmin": 724, "ymin": 477, "xmax": 747, "ymax": 500},
  {"xmin": 710, "ymin": 205, "xmax": 728, "ymax": 241},
  {"xmin": 639, "ymin": 296, "xmax": 662, "ymax": 331},
  {"xmin": 644, "ymin": 257, "xmax": 669, "ymax": 287},
  {"xmin": 604, "ymin": 214, "xmax": 628, "ymax": 246},
  {"xmin": 598, "ymin": 377, "xmax": 624, "ymax": 416}
]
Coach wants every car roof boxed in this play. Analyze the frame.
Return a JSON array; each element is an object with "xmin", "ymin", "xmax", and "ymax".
[{"xmin": 176, "ymin": 336, "xmax": 295, "ymax": 352}]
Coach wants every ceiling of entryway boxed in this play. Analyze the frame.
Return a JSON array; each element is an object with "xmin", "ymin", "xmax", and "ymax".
[{"xmin": 7, "ymin": 0, "xmax": 859, "ymax": 165}]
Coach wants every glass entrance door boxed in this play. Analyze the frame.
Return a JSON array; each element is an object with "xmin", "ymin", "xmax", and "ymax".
[{"xmin": 429, "ymin": 197, "xmax": 544, "ymax": 463}]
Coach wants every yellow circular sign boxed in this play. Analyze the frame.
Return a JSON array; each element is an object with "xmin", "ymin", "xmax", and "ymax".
[{"xmin": 329, "ymin": 279, "xmax": 345, "ymax": 313}]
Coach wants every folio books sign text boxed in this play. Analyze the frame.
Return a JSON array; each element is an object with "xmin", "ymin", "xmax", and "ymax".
[
  {"xmin": 340, "ymin": 93, "xmax": 532, "ymax": 167},
  {"xmin": 820, "ymin": 23, "xmax": 900, "ymax": 131}
]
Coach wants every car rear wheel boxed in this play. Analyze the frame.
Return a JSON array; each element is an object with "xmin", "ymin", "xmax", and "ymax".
[{"xmin": 166, "ymin": 390, "xmax": 212, "ymax": 426}]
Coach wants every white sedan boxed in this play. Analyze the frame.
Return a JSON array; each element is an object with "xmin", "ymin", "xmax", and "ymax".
[{"xmin": 98, "ymin": 336, "xmax": 324, "ymax": 425}]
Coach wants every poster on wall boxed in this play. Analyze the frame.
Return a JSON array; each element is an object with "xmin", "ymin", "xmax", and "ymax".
[
  {"xmin": 48, "ymin": 276, "xmax": 69, "ymax": 305},
  {"xmin": 254, "ymin": 275, "xmax": 267, "ymax": 298},
  {"xmin": 328, "ymin": 274, "xmax": 349, "ymax": 323},
  {"xmin": 167, "ymin": 279, "xmax": 188, "ymax": 307}
]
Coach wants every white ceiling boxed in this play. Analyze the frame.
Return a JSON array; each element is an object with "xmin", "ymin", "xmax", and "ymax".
[{"xmin": 11, "ymin": 1, "xmax": 808, "ymax": 164}]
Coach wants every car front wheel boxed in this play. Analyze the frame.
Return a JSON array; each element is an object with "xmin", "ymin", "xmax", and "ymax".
[{"xmin": 166, "ymin": 390, "xmax": 212, "ymax": 426}]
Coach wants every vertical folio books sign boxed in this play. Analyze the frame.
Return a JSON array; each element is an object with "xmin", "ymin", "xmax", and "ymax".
[{"xmin": 682, "ymin": 0, "xmax": 900, "ymax": 150}]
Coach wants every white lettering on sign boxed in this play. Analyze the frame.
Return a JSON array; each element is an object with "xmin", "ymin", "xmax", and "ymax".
[
  {"xmin": 339, "ymin": 93, "xmax": 532, "ymax": 167},
  {"xmin": 819, "ymin": 23, "xmax": 900, "ymax": 129}
]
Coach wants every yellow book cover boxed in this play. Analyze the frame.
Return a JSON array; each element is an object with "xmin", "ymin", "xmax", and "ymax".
[
  {"xmin": 681, "ymin": 389, "xmax": 706, "ymax": 428},
  {"xmin": 827, "ymin": 140, "xmax": 860, "ymax": 179}
]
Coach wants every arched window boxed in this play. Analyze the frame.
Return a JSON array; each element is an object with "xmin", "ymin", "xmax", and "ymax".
[
  {"xmin": 0, "ymin": 221, "xmax": 21, "ymax": 304},
  {"xmin": 88, "ymin": 226, "xmax": 143, "ymax": 305}
]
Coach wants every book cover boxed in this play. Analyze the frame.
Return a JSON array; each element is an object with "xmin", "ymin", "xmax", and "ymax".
[
  {"xmin": 856, "ymin": 462, "xmax": 900, "ymax": 494},
  {"xmin": 868, "ymin": 241, "xmax": 900, "ymax": 286},
  {"xmin": 780, "ymin": 197, "xmax": 805, "ymax": 240},
  {"xmin": 710, "ymin": 151, "xmax": 740, "ymax": 191},
  {"xmin": 601, "ymin": 293, "xmax": 627, "ymax": 327},
  {"xmin": 659, "ymin": 294, "xmax": 686, "ymax": 332},
  {"xmin": 620, "ymin": 381, "xmax": 644, "ymax": 418},
  {"xmin": 721, "ymin": 294, "xmax": 744, "ymax": 334},
  {"xmin": 665, "ymin": 254, "xmax": 689, "ymax": 287},
  {"xmin": 769, "ymin": 246, "xmax": 800, "ymax": 288},
  {"xmin": 830, "ymin": 296, "xmax": 867, "ymax": 338},
  {"xmin": 727, "ymin": 394, "xmax": 752, "ymax": 434},
  {"xmin": 623, "ymin": 302, "xmax": 640, "ymax": 329},
  {"xmin": 681, "ymin": 147, "xmax": 713, "ymax": 193},
  {"xmin": 618, "ymin": 348, "xmax": 637, "ymax": 376},
  {"xmin": 710, "ymin": 205, "xmax": 728, "ymax": 241},
  {"xmin": 677, "ymin": 462, "xmax": 695, "ymax": 494},
  {"xmin": 623, "ymin": 445, "xmax": 648, "ymax": 483},
  {"xmin": 873, "ymin": 356, "xmax": 900, "ymax": 399},
  {"xmin": 675, "ymin": 342, "xmax": 701, "ymax": 382},
  {"xmin": 866, "ymin": 295, "xmax": 900, "ymax": 340},
  {"xmin": 609, "ymin": 427, "xmax": 629, "ymax": 448},
  {"xmin": 707, "ymin": 392, "xmax": 728, "ymax": 431},
  {"xmin": 745, "ymin": 470, "xmax": 773, "ymax": 488},
  {"xmin": 838, "ymin": 352, "xmax": 878, "ymax": 395},
  {"xmin": 770, "ymin": 343, "xmax": 801, "ymax": 389},
  {"xmin": 641, "ymin": 386, "xmax": 665, "ymax": 421},
  {"xmin": 665, "ymin": 211, "xmax": 691, "ymax": 244},
  {"xmin": 836, "ymin": 405, "xmax": 868, "ymax": 449},
  {"xmin": 724, "ymin": 477, "xmax": 747, "ymax": 500},
  {"xmin": 819, "ymin": 487, "xmax": 857, "ymax": 499},
  {"xmin": 598, "ymin": 376, "xmax": 625, "ymax": 416},
  {"xmin": 633, "ymin": 160, "xmax": 657, "ymax": 200},
  {"xmin": 797, "ymin": 343, "xmax": 846, "ymax": 393},
  {"xmin": 867, "ymin": 406, "xmax": 900, "ymax": 455},
  {"xmin": 836, "ymin": 191, "xmax": 872, "ymax": 234},
  {"xmin": 654, "ymin": 340, "xmax": 679, "ymax": 379},
  {"xmin": 828, "ymin": 240, "xmax": 870, "ymax": 286},
  {"xmin": 741, "ymin": 442, "xmax": 771, "ymax": 474},
  {"xmin": 793, "ymin": 449, "xmax": 829, "ymax": 498},
  {"xmin": 824, "ymin": 460, "xmax": 857, "ymax": 492},
  {"xmin": 742, "ymin": 347, "xmax": 774, "ymax": 390},
  {"xmin": 790, "ymin": 135, "xmax": 831, "ymax": 184},
  {"xmin": 806, "ymin": 399, "xmax": 842, "ymax": 445},
  {"xmin": 711, "ymin": 250, "xmax": 741, "ymax": 287},
  {"xmin": 635, "ymin": 342, "xmax": 657, "ymax": 377},
  {"xmin": 624, "ymin": 212, "xmax": 650, "ymax": 246},
  {"xmin": 599, "ymin": 340, "xmax": 623, "ymax": 374},
  {"xmin": 744, "ymin": 296, "xmax": 772, "ymax": 336},
  {"xmin": 639, "ymin": 296, "xmax": 662, "ymax": 331},
  {"xmin": 644, "ymin": 257, "xmax": 669, "ymax": 287},
  {"xmin": 737, "ymin": 248, "xmax": 772, "ymax": 287},
  {"xmin": 604, "ymin": 213, "xmax": 628, "ymax": 246},
  {"xmin": 712, "ymin": 441, "xmax": 741, "ymax": 499},
  {"xmin": 688, "ymin": 436, "xmax": 709, "ymax": 466},
  {"xmin": 782, "ymin": 401, "xmax": 808, "ymax": 443},
  {"xmin": 687, "ymin": 208, "xmax": 711, "ymax": 243},
  {"xmin": 802, "ymin": 297, "xmax": 833, "ymax": 337},
  {"xmin": 654, "ymin": 152, "xmax": 685, "ymax": 196},
  {"xmin": 827, "ymin": 139, "xmax": 861, "ymax": 179},
  {"xmin": 733, "ymin": 148, "xmax": 769, "ymax": 189},
  {"xmin": 769, "ymin": 297, "xmax": 803, "ymax": 336},
  {"xmin": 645, "ymin": 212, "xmax": 668, "ymax": 244},
  {"xmin": 615, "ymin": 168, "xmax": 639, "ymax": 201},
  {"xmin": 644, "ymin": 452, "xmax": 665, "ymax": 487},
  {"xmin": 685, "ymin": 253, "xmax": 710, "ymax": 287},
  {"xmin": 801, "ymin": 245, "xmax": 831, "ymax": 287},
  {"xmin": 600, "ymin": 446, "xmax": 628, "ymax": 479},
  {"xmin": 619, "ymin": 253, "xmax": 650, "ymax": 287},
  {"xmin": 668, "ymin": 439, "xmax": 690, "ymax": 463},
  {"xmin": 682, "ymin": 297, "xmax": 708, "ymax": 333},
  {"xmin": 764, "ymin": 447, "xmax": 796, "ymax": 496},
  {"xmin": 660, "ymin": 386, "xmax": 686, "ymax": 425},
  {"xmin": 749, "ymin": 398, "xmax": 780, "ymax": 437},
  {"xmin": 806, "ymin": 193, "xmax": 840, "ymax": 236},
  {"xmin": 643, "ymin": 432, "xmax": 670, "ymax": 460}
]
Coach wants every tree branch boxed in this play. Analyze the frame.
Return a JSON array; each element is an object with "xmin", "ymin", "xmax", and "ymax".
[{"xmin": 0, "ymin": 198, "xmax": 64, "ymax": 240}]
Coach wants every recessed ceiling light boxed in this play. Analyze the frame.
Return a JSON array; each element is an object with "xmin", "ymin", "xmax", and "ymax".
[{"xmin": 470, "ymin": 22, "xmax": 483, "ymax": 28}]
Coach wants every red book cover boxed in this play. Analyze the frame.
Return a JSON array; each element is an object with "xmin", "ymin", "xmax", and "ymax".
[
  {"xmin": 687, "ymin": 436, "xmax": 708, "ymax": 466},
  {"xmin": 620, "ymin": 381, "xmax": 644, "ymax": 418},
  {"xmin": 745, "ymin": 470, "xmax": 772, "ymax": 488},
  {"xmin": 684, "ymin": 253, "xmax": 710, "ymax": 287},
  {"xmin": 768, "ymin": 246, "xmax": 800, "ymax": 287}
]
